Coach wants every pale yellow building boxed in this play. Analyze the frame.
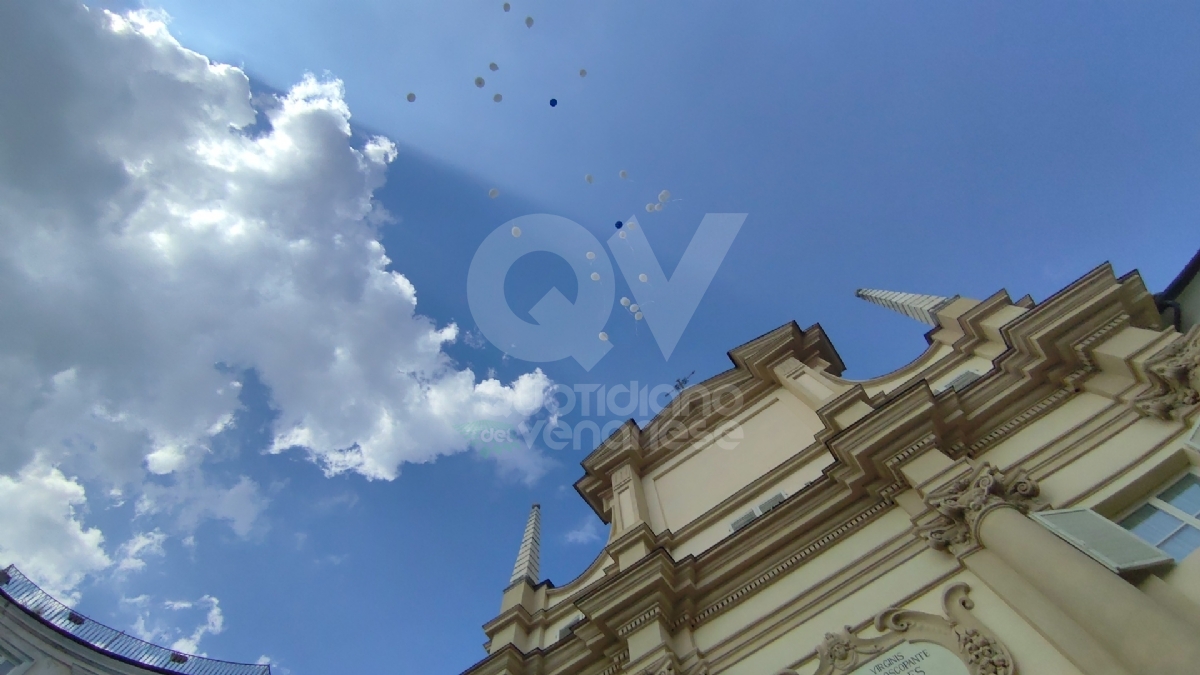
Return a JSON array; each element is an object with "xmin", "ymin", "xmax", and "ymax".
[
  {"xmin": 3, "ymin": 253, "xmax": 1199, "ymax": 675},
  {"xmin": 467, "ymin": 253, "xmax": 1200, "ymax": 675}
]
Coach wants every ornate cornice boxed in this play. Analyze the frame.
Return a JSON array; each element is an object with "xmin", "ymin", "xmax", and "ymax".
[
  {"xmin": 775, "ymin": 583, "xmax": 1015, "ymax": 675},
  {"xmin": 687, "ymin": 500, "xmax": 892, "ymax": 628},
  {"xmin": 1133, "ymin": 325, "xmax": 1200, "ymax": 421},
  {"xmin": 917, "ymin": 463, "xmax": 1045, "ymax": 552},
  {"xmin": 616, "ymin": 606, "xmax": 662, "ymax": 638}
]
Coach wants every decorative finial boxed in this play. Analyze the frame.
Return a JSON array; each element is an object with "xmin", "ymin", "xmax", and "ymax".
[
  {"xmin": 509, "ymin": 504, "xmax": 541, "ymax": 586},
  {"xmin": 855, "ymin": 288, "xmax": 958, "ymax": 326}
]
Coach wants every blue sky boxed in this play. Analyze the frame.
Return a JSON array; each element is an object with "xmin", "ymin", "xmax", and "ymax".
[{"xmin": 2, "ymin": 2, "xmax": 1199, "ymax": 675}]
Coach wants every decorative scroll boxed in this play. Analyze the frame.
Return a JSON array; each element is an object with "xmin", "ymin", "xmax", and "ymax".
[
  {"xmin": 917, "ymin": 463, "xmax": 1044, "ymax": 553},
  {"xmin": 773, "ymin": 583, "xmax": 1016, "ymax": 675},
  {"xmin": 1134, "ymin": 326, "xmax": 1200, "ymax": 420}
]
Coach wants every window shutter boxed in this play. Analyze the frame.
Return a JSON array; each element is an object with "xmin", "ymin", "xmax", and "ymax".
[
  {"xmin": 731, "ymin": 510, "xmax": 758, "ymax": 532},
  {"xmin": 557, "ymin": 616, "xmax": 583, "ymax": 641},
  {"xmin": 1031, "ymin": 508, "xmax": 1174, "ymax": 573},
  {"xmin": 943, "ymin": 370, "xmax": 982, "ymax": 394},
  {"xmin": 758, "ymin": 493, "xmax": 786, "ymax": 514},
  {"xmin": 1186, "ymin": 419, "xmax": 1200, "ymax": 452}
]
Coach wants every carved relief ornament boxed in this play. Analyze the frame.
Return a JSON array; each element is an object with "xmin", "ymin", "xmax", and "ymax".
[
  {"xmin": 916, "ymin": 463, "xmax": 1044, "ymax": 552},
  {"xmin": 1133, "ymin": 325, "xmax": 1200, "ymax": 420},
  {"xmin": 774, "ymin": 584, "xmax": 1015, "ymax": 675}
]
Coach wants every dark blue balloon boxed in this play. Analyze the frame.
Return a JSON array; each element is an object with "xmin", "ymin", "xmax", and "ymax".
[
  {"xmin": 615, "ymin": 221, "xmax": 623, "ymax": 229},
  {"xmin": 549, "ymin": 98, "xmax": 557, "ymax": 107}
]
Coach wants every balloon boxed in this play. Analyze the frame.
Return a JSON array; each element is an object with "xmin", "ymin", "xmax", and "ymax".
[
  {"xmin": 550, "ymin": 99, "xmax": 557, "ymax": 107},
  {"xmin": 629, "ymin": 304, "xmax": 639, "ymax": 312},
  {"xmin": 618, "ymin": 231, "xmax": 626, "ymax": 239},
  {"xmin": 488, "ymin": 188, "xmax": 499, "ymax": 198},
  {"xmin": 494, "ymin": 93, "xmax": 503, "ymax": 102},
  {"xmin": 475, "ymin": 77, "xmax": 485, "ymax": 88},
  {"xmin": 645, "ymin": 203, "xmax": 654, "ymax": 212},
  {"xmin": 658, "ymin": 190, "xmax": 670, "ymax": 203},
  {"xmin": 634, "ymin": 312, "xmax": 643, "ymax": 320},
  {"xmin": 586, "ymin": 251, "xmax": 596, "ymax": 260},
  {"xmin": 406, "ymin": 93, "xmax": 416, "ymax": 102},
  {"xmin": 619, "ymin": 170, "xmax": 628, "ymax": 179},
  {"xmin": 591, "ymin": 272, "xmax": 600, "ymax": 281},
  {"xmin": 489, "ymin": 62, "xmax": 499, "ymax": 71},
  {"xmin": 654, "ymin": 203, "xmax": 662, "ymax": 212},
  {"xmin": 511, "ymin": 226, "xmax": 521, "ymax": 237},
  {"xmin": 620, "ymin": 297, "xmax": 631, "ymax": 307},
  {"xmin": 503, "ymin": 2, "xmax": 510, "ymax": 10},
  {"xmin": 638, "ymin": 273, "xmax": 648, "ymax": 282},
  {"xmin": 615, "ymin": 221, "xmax": 623, "ymax": 229},
  {"xmin": 579, "ymin": 69, "xmax": 587, "ymax": 77},
  {"xmin": 585, "ymin": 174, "xmax": 594, "ymax": 183},
  {"xmin": 599, "ymin": 332, "xmax": 608, "ymax": 341},
  {"xmin": 525, "ymin": 16, "xmax": 533, "ymax": 27}
]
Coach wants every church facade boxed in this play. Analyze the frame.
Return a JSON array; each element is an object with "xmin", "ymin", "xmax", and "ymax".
[
  {"xmin": 468, "ymin": 254, "xmax": 1200, "ymax": 675},
  {"xmin": 2, "ymin": 253, "xmax": 1199, "ymax": 675}
]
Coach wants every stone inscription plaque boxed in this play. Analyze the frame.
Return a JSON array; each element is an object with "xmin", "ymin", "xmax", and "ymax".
[{"xmin": 850, "ymin": 641, "xmax": 968, "ymax": 675}]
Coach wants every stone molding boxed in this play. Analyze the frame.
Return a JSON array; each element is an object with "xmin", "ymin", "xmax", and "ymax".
[
  {"xmin": 917, "ymin": 463, "xmax": 1045, "ymax": 553},
  {"xmin": 1133, "ymin": 325, "xmax": 1200, "ymax": 420},
  {"xmin": 687, "ymin": 500, "xmax": 893, "ymax": 628},
  {"xmin": 617, "ymin": 606, "xmax": 662, "ymax": 638},
  {"xmin": 775, "ymin": 583, "xmax": 1015, "ymax": 675}
]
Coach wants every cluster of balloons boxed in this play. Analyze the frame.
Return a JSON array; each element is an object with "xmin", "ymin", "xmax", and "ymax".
[
  {"xmin": 619, "ymin": 296, "xmax": 644, "ymax": 321},
  {"xmin": 645, "ymin": 190, "xmax": 670, "ymax": 213}
]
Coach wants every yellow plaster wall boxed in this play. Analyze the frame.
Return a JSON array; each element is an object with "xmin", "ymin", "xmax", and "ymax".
[
  {"xmin": 669, "ymin": 453, "xmax": 834, "ymax": 560},
  {"xmin": 979, "ymin": 392, "xmax": 1113, "ymax": 470},
  {"xmin": 650, "ymin": 391, "xmax": 824, "ymax": 534}
]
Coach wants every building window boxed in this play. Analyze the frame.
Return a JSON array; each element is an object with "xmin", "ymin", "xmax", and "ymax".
[{"xmin": 1120, "ymin": 470, "xmax": 1200, "ymax": 561}]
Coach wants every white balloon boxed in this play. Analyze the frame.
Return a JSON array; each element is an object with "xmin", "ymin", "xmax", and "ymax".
[
  {"xmin": 493, "ymin": 93, "xmax": 503, "ymax": 102},
  {"xmin": 627, "ymin": 221, "xmax": 636, "ymax": 229},
  {"xmin": 654, "ymin": 203, "xmax": 663, "ymax": 212},
  {"xmin": 658, "ymin": 190, "xmax": 670, "ymax": 203},
  {"xmin": 634, "ymin": 312, "xmax": 643, "ymax": 320},
  {"xmin": 525, "ymin": 16, "xmax": 534, "ymax": 27},
  {"xmin": 591, "ymin": 272, "xmax": 600, "ymax": 281},
  {"xmin": 489, "ymin": 62, "xmax": 499, "ymax": 71},
  {"xmin": 579, "ymin": 69, "xmax": 587, "ymax": 77},
  {"xmin": 619, "ymin": 170, "xmax": 628, "ymax": 179},
  {"xmin": 511, "ymin": 226, "xmax": 521, "ymax": 237},
  {"xmin": 586, "ymin": 251, "xmax": 596, "ymax": 260},
  {"xmin": 620, "ymin": 297, "xmax": 630, "ymax": 306},
  {"xmin": 406, "ymin": 92, "xmax": 416, "ymax": 102},
  {"xmin": 585, "ymin": 174, "xmax": 593, "ymax": 183},
  {"xmin": 475, "ymin": 77, "xmax": 485, "ymax": 88},
  {"xmin": 638, "ymin": 273, "xmax": 648, "ymax": 282},
  {"xmin": 488, "ymin": 188, "xmax": 499, "ymax": 198},
  {"xmin": 645, "ymin": 203, "xmax": 654, "ymax": 212},
  {"xmin": 599, "ymin": 332, "xmax": 609, "ymax": 341},
  {"xmin": 629, "ymin": 304, "xmax": 639, "ymax": 312},
  {"xmin": 618, "ymin": 231, "xmax": 626, "ymax": 239}
]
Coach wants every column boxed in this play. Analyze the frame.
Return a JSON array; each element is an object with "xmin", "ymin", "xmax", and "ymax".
[{"xmin": 922, "ymin": 463, "xmax": 1200, "ymax": 675}]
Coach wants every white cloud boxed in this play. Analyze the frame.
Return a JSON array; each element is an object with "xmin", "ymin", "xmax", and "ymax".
[
  {"xmin": 564, "ymin": 517, "xmax": 603, "ymax": 545},
  {"xmin": 116, "ymin": 529, "xmax": 167, "ymax": 572},
  {"xmin": 0, "ymin": 1, "xmax": 554, "ymax": 594},
  {"xmin": 170, "ymin": 595, "xmax": 224, "ymax": 656},
  {"xmin": 0, "ymin": 460, "xmax": 111, "ymax": 602},
  {"xmin": 130, "ymin": 594, "xmax": 224, "ymax": 657}
]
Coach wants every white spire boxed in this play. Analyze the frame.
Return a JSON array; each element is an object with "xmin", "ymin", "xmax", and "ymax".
[
  {"xmin": 855, "ymin": 289, "xmax": 957, "ymax": 326},
  {"xmin": 509, "ymin": 504, "xmax": 541, "ymax": 586}
]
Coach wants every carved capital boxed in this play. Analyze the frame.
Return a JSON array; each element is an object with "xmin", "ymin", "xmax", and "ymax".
[
  {"xmin": 1134, "ymin": 326, "xmax": 1200, "ymax": 420},
  {"xmin": 918, "ymin": 463, "xmax": 1044, "ymax": 552}
]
